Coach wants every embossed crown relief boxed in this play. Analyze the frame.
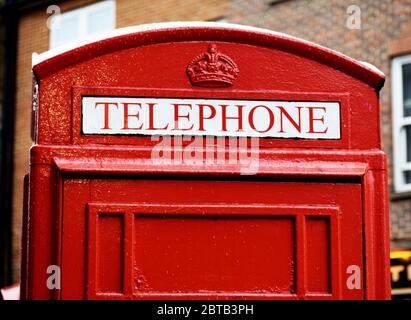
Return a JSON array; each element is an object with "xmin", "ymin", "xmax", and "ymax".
[{"xmin": 186, "ymin": 44, "xmax": 239, "ymax": 87}]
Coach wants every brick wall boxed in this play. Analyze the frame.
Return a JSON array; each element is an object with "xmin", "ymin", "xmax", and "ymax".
[
  {"xmin": 117, "ymin": 0, "xmax": 226, "ymax": 27},
  {"xmin": 14, "ymin": 7, "xmax": 48, "ymax": 285},
  {"xmin": 11, "ymin": 0, "xmax": 227, "ymax": 282}
]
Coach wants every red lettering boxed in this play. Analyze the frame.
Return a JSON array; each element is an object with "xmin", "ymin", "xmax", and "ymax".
[
  {"xmin": 248, "ymin": 105, "xmax": 274, "ymax": 133},
  {"xmin": 221, "ymin": 105, "xmax": 244, "ymax": 132},
  {"xmin": 198, "ymin": 104, "xmax": 217, "ymax": 131},
  {"xmin": 95, "ymin": 102, "xmax": 118, "ymax": 130},
  {"xmin": 307, "ymin": 106, "xmax": 328, "ymax": 134},
  {"xmin": 278, "ymin": 106, "xmax": 302, "ymax": 133},
  {"xmin": 173, "ymin": 103, "xmax": 194, "ymax": 130},
  {"xmin": 122, "ymin": 102, "xmax": 143, "ymax": 130},
  {"xmin": 147, "ymin": 103, "xmax": 168, "ymax": 130}
]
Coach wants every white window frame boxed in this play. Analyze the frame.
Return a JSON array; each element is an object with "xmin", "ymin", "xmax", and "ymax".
[
  {"xmin": 49, "ymin": 0, "xmax": 116, "ymax": 49},
  {"xmin": 392, "ymin": 54, "xmax": 411, "ymax": 193}
]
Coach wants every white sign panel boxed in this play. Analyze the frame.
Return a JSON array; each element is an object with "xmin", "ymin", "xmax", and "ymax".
[{"xmin": 82, "ymin": 97, "xmax": 340, "ymax": 139}]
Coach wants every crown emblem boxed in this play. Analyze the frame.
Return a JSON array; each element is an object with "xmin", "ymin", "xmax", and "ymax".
[{"xmin": 186, "ymin": 44, "xmax": 239, "ymax": 87}]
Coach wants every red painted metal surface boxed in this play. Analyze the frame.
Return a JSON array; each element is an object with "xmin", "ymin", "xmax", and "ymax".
[
  {"xmin": 61, "ymin": 180, "xmax": 361, "ymax": 299},
  {"xmin": 22, "ymin": 22, "xmax": 390, "ymax": 300}
]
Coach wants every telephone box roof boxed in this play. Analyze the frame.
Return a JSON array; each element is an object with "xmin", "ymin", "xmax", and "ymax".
[{"xmin": 32, "ymin": 21, "xmax": 385, "ymax": 90}]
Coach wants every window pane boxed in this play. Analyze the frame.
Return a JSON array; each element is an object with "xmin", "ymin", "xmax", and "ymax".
[
  {"xmin": 88, "ymin": 5, "xmax": 115, "ymax": 36},
  {"xmin": 403, "ymin": 63, "xmax": 411, "ymax": 117},
  {"xmin": 50, "ymin": 14, "xmax": 81, "ymax": 49},
  {"xmin": 404, "ymin": 171, "xmax": 411, "ymax": 184},
  {"xmin": 49, "ymin": 0, "xmax": 115, "ymax": 49},
  {"xmin": 405, "ymin": 125, "xmax": 411, "ymax": 162}
]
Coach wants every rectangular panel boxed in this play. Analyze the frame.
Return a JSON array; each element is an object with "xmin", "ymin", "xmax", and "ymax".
[
  {"xmin": 95, "ymin": 214, "xmax": 123, "ymax": 293},
  {"xmin": 82, "ymin": 96, "xmax": 341, "ymax": 139},
  {"xmin": 133, "ymin": 216, "xmax": 294, "ymax": 294},
  {"xmin": 62, "ymin": 179, "xmax": 362, "ymax": 299},
  {"xmin": 305, "ymin": 217, "xmax": 330, "ymax": 294}
]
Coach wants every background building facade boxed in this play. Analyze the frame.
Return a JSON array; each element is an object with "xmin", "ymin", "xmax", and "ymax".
[{"xmin": 1, "ymin": 0, "xmax": 411, "ymax": 295}]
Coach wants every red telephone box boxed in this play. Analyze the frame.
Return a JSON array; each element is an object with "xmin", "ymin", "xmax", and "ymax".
[{"xmin": 21, "ymin": 22, "xmax": 390, "ymax": 300}]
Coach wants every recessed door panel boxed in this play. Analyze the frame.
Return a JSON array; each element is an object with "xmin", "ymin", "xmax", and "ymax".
[{"xmin": 61, "ymin": 179, "xmax": 363, "ymax": 299}]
